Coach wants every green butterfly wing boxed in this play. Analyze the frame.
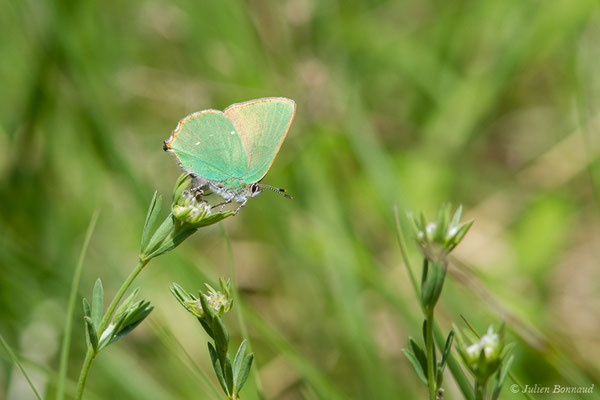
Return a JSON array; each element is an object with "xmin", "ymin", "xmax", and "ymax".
[
  {"xmin": 164, "ymin": 110, "xmax": 248, "ymax": 182},
  {"xmin": 224, "ymin": 97, "xmax": 295, "ymax": 184}
]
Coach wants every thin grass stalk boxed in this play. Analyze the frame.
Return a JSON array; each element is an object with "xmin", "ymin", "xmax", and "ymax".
[
  {"xmin": 425, "ymin": 311, "xmax": 436, "ymax": 400},
  {"xmin": 57, "ymin": 210, "xmax": 99, "ymax": 400},
  {"xmin": 0, "ymin": 333, "xmax": 43, "ymax": 400},
  {"xmin": 76, "ymin": 258, "xmax": 149, "ymax": 399}
]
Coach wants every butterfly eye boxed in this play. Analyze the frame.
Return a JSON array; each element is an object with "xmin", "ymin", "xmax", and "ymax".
[{"xmin": 251, "ymin": 183, "xmax": 259, "ymax": 194}]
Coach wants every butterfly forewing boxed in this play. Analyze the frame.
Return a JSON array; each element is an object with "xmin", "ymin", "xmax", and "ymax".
[
  {"xmin": 165, "ymin": 110, "xmax": 248, "ymax": 182},
  {"xmin": 224, "ymin": 98, "xmax": 295, "ymax": 184}
]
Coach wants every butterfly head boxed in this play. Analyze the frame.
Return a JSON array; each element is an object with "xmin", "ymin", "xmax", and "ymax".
[{"xmin": 249, "ymin": 183, "xmax": 263, "ymax": 198}]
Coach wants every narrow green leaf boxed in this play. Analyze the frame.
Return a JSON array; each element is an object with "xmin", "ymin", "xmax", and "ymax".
[
  {"xmin": 114, "ymin": 288, "xmax": 140, "ymax": 320},
  {"xmin": 91, "ymin": 278, "xmax": 103, "ymax": 327},
  {"xmin": 207, "ymin": 341, "xmax": 218, "ymax": 366},
  {"xmin": 199, "ymin": 291, "xmax": 215, "ymax": 323},
  {"xmin": 212, "ymin": 315, "xmax": 230, "ymax": 357},
  {"xmin": 235, "ymin": 353, "xmax": 254, "ymax": 395},
  {"xmin": 408, "ymin": 337, "xmax": 427, "ymax": 380},
  {"xmin": 421, "ymin": 261, "xmax": 447, "ymax": 310},
  {"xmin": 233, "ymin": 339, "xmax": 248, "ymax": 387},
  {"xmin": 146, "ymin": 226, "xmax": 196, "ymax": 259},
  {"xmin": 476, "ymin": 348, "xmax": 488, "ymax": 380},
  {"xmin": 199, "ymin": 318, "xmax": 214, "ymax": 339},
  {"xmin": 84, "ymin": 316, "xmax": 99, "ymax": 353},
  {"xmin": 170, "ymin": 282, "xmax": 194, "ymax": 306},
  {"xmin": 437, "ymin": 330, "xmax": 454, "ymax": 388},
  {"xmin": 450, "ymin": 220, "xmax": 473, "ymax": 249},
  {"xmin": 440, "ymin": 330, "xmax": 455, "ymax": 371},
  {"xmin": 82, "ymin": 298, "xmax": 92, "ymax": 347},
  {"xmin": 0, "ymin": 333, "xmax": 43, "ymax": 400},
  {"xmin": 208, "ymin": 342, "xmax": 229, "ymax": 395},
  {"xmin": 492, "ymin": 355, "xmax": 514, "ymax": 400},
  {"xmin": 402, "ymin": 349, "xmax": 428, "ymax": 385},
  {"xmin": 110, "ymin": 305, "xmax": 153, "ymax": 345},
  {"xmin": 224, "ymin": 355, "xmax": 234, "ymax": 395},
  {"xmin": 451, "ymin": 205, "xmax": 463, "ymax": 228},
  {"xmin": 421, "ymin": 258, "xmax": 429, "ymax": 289},
  {"xmin": 82, "ymin": 298, "xmax": 91, "ymax": 318},
  {"xmin": 140, "ymin": 191, "xmax": 162, "ymax": 252},
  {"xmin": 172, "ymin": 173, "xmax": 191, "ymax": 203},
  {"xmin": 142, "ymin": 214, "xmax": 175, "ymax": 258},
  {"xmin": 193, "ymin": 211, "xmax": 235, "ymax": 227},
  {"xmin": 435, "ymin": 203, "xmax": 450, "ymax": 242}
]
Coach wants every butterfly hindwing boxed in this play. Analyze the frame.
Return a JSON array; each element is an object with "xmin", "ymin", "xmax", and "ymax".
[{"xmin": 224, "ymin": 98, "xmax": 296, "ymax": 184}]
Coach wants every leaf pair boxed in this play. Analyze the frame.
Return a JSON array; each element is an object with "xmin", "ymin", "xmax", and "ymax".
[
  {"xmin": 172, "ymin": 281, "xmax": 253, "ymax": 399},
  {"xmin": 200, "ymin": 293, "xmax": 253, "ymax": 399},
  {"xmin": 82, "ymin": 279, "xmax": 104, "ymax": 354},
  {"xmin": 83, "ymin": 279, "xmax": 153, "ymax": 354},
  {"xmin": 402, "ymin": 329, "xmax": 454, "ymax": 389}
]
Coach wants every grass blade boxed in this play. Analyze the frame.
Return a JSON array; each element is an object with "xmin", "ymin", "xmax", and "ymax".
[
  {"xmin": 0, "ymin": 332, "xmax": 43, "ymax": 400},
  {"xmin": 57, "ymin": 210, "xmax": 99, "ymax": 400}
]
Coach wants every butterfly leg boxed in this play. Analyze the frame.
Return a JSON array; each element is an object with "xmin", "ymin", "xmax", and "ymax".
[
  {"xmin": 220, "ymin": 199, "xmax": 232, "ymax": 212},
  {"xmin": 234, "ymin": 199, "xmax": 247, "ymax": 215},
  {"xmin": 211, "ymin": 198, "xmax": 232, "ymax": 212}
]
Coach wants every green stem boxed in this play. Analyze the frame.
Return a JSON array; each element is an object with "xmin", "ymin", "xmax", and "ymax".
[
  {"xmin": 425, "ymin": 310, "xmax": 436, "ymax": 400},
  {"xmin": 474, "ymin": 378, "xmax": 486, "ymax": 400},
  {"xmin": 57, "ymin": 210, "xmax": 98, "ymax": 400},
  {"xmin": 76, "ymin": 258, "xmax": 149, "ymax": 399},
  {"xmin": 76, "ymin": 347, "xmax": 94, "ymax": 400},
  {"xmin": 433, "ymin": 326, "xmax": 474, "ymax": 400}
]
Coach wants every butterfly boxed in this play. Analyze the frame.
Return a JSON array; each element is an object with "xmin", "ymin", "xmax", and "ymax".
[{"xmin": 164, "ymin": 97, "xmax": 295, "ymax": 213}]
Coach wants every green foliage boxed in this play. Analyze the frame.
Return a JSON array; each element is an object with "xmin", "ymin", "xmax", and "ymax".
[
  {"xmin": 83, "ymin": 286, "xmax": 153, "ymax": 354},
  {"xmin": 455, "ymin": 324, "xmax": 514, "ymax": 399},
  {"xmin": 172, "ymin": 281, "xmax": 252, "ymax": 400},
  {"xmin": 140, "ymin": 174, "xmax": 235, "ymax": 261},
  {"xmin": 1, "ymin": 0, "xmax": 599, "ymax": 399}
]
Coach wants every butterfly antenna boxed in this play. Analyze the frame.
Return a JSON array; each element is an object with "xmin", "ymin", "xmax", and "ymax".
[{"xmin": 258, "ymin": 184, "xmax": 293, "ymax": 199}]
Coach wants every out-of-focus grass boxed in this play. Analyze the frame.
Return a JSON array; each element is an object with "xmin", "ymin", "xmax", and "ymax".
[{"xmin": 1, "ymin": 0, "xmax": 599, "ymax": 399}]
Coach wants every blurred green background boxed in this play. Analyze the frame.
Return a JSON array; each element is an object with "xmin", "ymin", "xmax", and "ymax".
[{"xmin": 1, "ymin": 0, "xmax": 599, "ymax": 399}]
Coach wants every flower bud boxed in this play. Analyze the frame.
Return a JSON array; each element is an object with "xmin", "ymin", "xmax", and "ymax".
[
  {"xmin": 171, "ymin": 279, "xmax": 233, "ymax": 320},
  {"xmin": 455, "ymin": 324, "xmax": 509, "ymax": 382},
  {"xmin": 409, "ymin": 204, "xmax": 473, "ymax": 263},
  {"xmin": 172, "ymin": 189, "xmax": 212, "ymax": 224}
]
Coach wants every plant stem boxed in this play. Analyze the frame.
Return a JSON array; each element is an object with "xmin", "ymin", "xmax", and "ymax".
[
  {"xmin": 425, "ymin": 310, "xmax": 436, "ymax": 400},
  {"xmin": 57, "ymin": 210, "xmax": 98, "ymax": 400},
  {"xmin": 76, "ymin": 258, "xmax": 149, "ymax": 399},
  {"xmin": 394, "ymin": 207, "xmax": 474, "ymax": 400},
  {"xmin": 474, "ymin": 378, "xmax": 486, "ymax": 400},
  {"xmin": 433, "ymin": 326, "xmax": 474, "ymax": 400}
]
